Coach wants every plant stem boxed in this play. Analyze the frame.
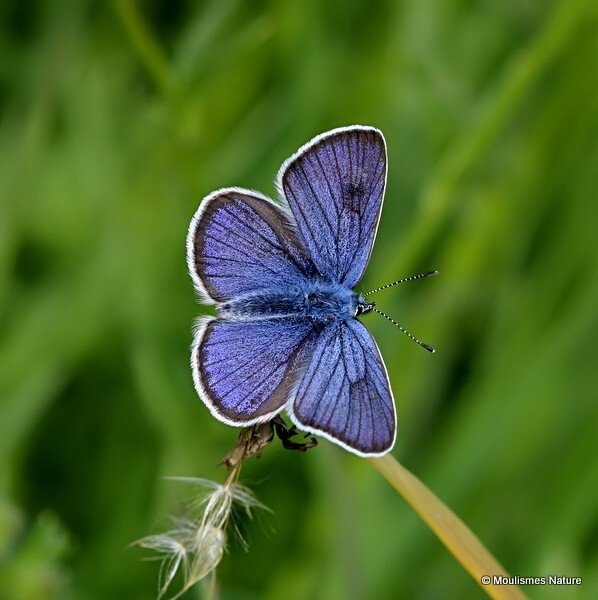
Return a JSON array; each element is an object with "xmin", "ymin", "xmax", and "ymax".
[
  {"xmin": 393, "ymin": 0, "xmax": 590, "ymax": 274},
  {"xmin": 367, "ymin": 454, "xmax": 527, "ymax": 600},
  {"xmin": 112, "ymin": 0, "xmax": 179, "ymax": 97}
]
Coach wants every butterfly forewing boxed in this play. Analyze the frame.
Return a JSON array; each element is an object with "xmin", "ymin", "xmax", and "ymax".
[
  {"xmin": 279, "ymin": 127, "xmax": 387, "ymax": 288},
  {"xmin": 188, "ymin": 188, "xmax": 315, "ymax": 303}
]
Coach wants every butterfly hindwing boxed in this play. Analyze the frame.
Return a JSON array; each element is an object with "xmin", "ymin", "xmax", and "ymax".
[
  {"xmin": 279, "ymin": 126, "xmax": 387, "ymax": 288},
  {"xmin": 193, "ymin": 317, "xmax": 316, "ymax": 425},
  {"xmin": 290, "ymin": 318, "xmax": 396, "ymax": 456}
]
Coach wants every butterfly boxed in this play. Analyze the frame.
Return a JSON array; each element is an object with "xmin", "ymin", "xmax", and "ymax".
[{"xmin": 187, "ymin": 126, "xmax": 435, "ymax": 456}]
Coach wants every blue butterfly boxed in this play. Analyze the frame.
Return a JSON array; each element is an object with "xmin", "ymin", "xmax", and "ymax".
[{"xmin": 187, "ymin": 126, "xmax": 435, "ymax": 456}]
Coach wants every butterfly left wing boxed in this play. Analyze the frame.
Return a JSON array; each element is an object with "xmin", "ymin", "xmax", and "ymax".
[
  {"xmin": 278, "ymin": 126, "xmax": 387, "ymax": 288},
  {"xmin": 193, "ymin": 317, "xmax": 316, "ymax": 425},
  {"xmin": 187, "ymin": 188, "xmax": 316, "ymax": 304},
  {"xmin": 289, "ymin": 319, "xmax": 396, "ymax": 456}
]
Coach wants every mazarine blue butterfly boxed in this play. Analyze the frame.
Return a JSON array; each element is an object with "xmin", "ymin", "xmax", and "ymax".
[{"xmin": 187, "ymin": 126, "xmax": 435, "ymax": 456}]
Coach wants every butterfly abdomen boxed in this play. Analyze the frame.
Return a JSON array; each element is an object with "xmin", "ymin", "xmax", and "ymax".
[{"xmin": 216, "ymin": 280, "xmax": 365, "ymax": 324}]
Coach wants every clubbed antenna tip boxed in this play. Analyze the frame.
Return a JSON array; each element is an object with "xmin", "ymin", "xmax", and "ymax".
[{"xmin": 372, "ymin": 308, "xmax": 436, "ymax": 353}]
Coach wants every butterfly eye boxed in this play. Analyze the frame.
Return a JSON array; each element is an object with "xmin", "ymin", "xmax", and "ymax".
[{"xmin": 307, "ymin": 293, "xmax": 318, "ymax": 304}]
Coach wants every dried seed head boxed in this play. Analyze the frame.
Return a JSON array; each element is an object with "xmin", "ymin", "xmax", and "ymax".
[{"xmin": 135, "ymin": 477, "xmax": 268, "ymax": 599}]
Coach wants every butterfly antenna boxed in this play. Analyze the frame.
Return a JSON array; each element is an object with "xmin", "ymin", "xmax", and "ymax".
[
  {"xmin": 363, "ymin": 271, "xmax": 438, "ymax": 296},
  {"xmin": 371, "ymin": 308, "xmax": 436, "ymax": 353}
]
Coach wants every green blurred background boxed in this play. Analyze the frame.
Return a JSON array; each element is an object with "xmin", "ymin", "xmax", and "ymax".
[{"xmin": 1, "ymin": 0, "xmax": 597, "ymax": 598}]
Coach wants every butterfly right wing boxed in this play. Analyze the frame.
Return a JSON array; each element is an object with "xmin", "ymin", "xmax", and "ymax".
[
  {"xmin": 278, "ymin": 127, "xmax": 387, "ymax": 288},
  {"xmin": 193, "ymin": 317, "xmax": 317, "ymax": 425},
  {"xmin": 187, "ymin": 188, "xmax": 317, "ymax": 304},
  {"xmin": 289, "ymin": 318, "xmax": 396, "ymax": 456}
]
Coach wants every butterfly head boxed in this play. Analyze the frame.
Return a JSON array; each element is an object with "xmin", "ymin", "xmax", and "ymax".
[{"xmin": 354, "ymin": 297, "xmax": 375, "ymax": 317}]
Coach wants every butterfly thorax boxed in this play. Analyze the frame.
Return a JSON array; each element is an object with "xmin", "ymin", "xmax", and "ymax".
[{"xmin": 217, "ymin": 280, "xmax": 372, "ymax": 324}]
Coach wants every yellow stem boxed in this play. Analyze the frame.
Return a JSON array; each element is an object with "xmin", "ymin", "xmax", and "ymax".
[{"xmin": 367, "ymin": 455, "xmax": 527, "ymax": 600}]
